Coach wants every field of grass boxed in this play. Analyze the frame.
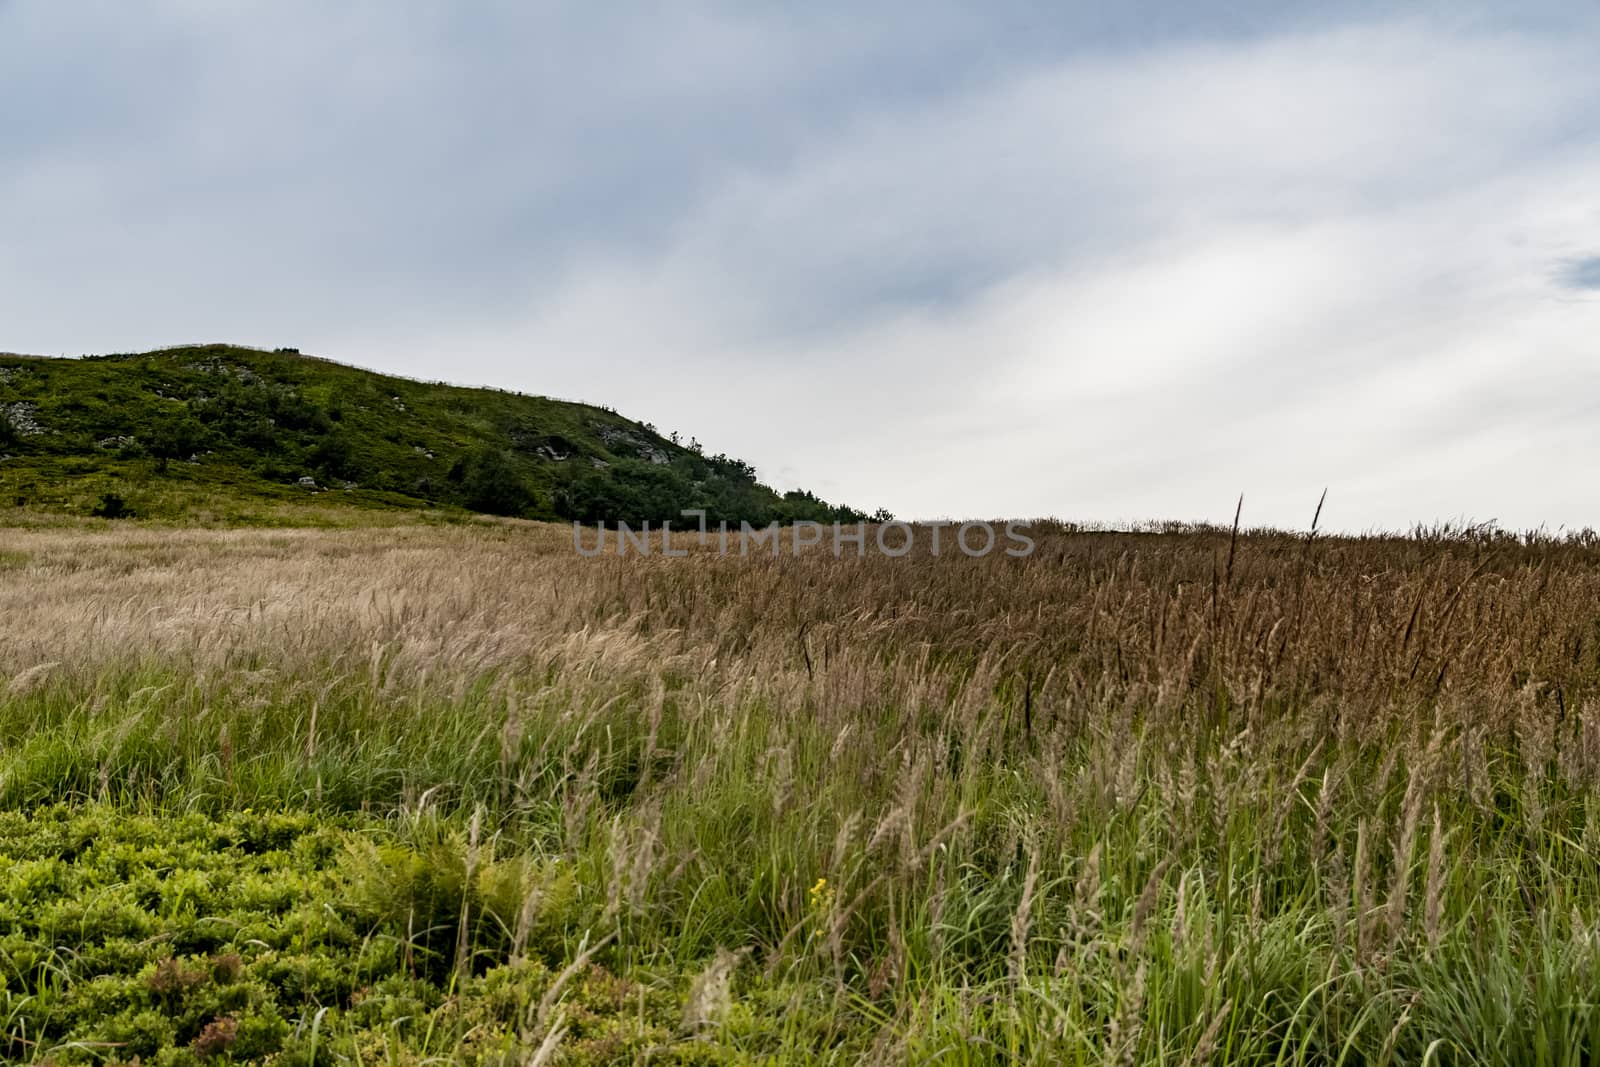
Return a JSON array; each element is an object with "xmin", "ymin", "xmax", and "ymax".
[{"xmin": 4, "ymin": 518, "xmax": 1600, "ymax": 1063}]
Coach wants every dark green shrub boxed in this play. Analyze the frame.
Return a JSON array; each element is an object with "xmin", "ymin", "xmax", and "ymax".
[
  {"xmin": 454, "ymin": 448, "xmax": 536, "ymax": 517},
  {"xmin": 93, "ymin": 492, "xmax": 133, "ymax": 519}
]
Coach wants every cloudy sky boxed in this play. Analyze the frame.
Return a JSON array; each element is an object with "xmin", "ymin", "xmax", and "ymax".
[{"xmin": 5, "ymin": 2, "xmax": 1600, "ymax": 530}]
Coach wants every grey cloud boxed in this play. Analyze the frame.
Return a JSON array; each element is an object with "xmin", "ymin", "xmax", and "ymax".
[
  {"xmin": 5, "ymin": 2, "xmax": 1600, "ymax": 529},
  {"xmin": 7, "ymin": 2, "xmax": 1593, "ymax": 347}
]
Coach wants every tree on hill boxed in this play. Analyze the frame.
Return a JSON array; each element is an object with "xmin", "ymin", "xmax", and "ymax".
[
  {"xmin": 452, "ymin": 448, "xmax": 537, "ymax": 517},
  {"xmin": 141, "ymin": 411, "xmax": 210, "ymax": 471}
]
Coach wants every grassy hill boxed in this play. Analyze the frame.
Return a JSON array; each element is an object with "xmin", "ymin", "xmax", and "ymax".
[{"xmin": 0, "ymin": 344, "xmax": 875, "ymax": 524}]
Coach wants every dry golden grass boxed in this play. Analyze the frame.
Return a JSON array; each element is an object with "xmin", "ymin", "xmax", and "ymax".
[{"xmin": 6, "ymin": 520, "xmax": 1597, "ymax": 737}]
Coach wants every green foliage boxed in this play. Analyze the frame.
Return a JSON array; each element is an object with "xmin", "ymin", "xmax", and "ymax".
[
  {"xmin": 91, "ymin": 491, "xmax": 132, "ymax": 519},
  {"xmin": 142, "ymin": 409, "xmax": 211, "ymax": 461},
  {"xmin": 552, "ymin": 453, "xmax": 867, "ymax": 527},
  {"xmin": 0, "ymin": 345, "xmax": 876, "ymax": 524},
  {"xmin": 452, "ymin": 446, "xmax": 538, "ymax": 517},
  {"xmin": 0, "ymin": 807, "xmax": 699, "ymax": 1064}
]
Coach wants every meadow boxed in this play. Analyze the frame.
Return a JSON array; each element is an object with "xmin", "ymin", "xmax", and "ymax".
[{"xmin": 2, "ymin": 516, "xmax": 1600, "ymax": 1064}]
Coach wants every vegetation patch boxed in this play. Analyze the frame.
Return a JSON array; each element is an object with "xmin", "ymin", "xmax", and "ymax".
[
  {"xmin": 0, "ymin": 806, "xmax": 773, "ymax": 1064},
  {"xmin": 0, "ymin": 346, "xmax": 877, "ymax": 525},
  {"xmin": 5, "ymin": 522, "xmax": 1600, "ymax": 1060}
]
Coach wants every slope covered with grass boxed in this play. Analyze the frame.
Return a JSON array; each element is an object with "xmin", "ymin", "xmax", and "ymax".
[{"xmin": 0, "ymin": 344, "xmax": 871, "ymax": 524}]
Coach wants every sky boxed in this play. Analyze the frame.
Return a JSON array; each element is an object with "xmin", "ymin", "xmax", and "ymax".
[{"xmin": 4, "ymin": 2, "xmax": 1600, "ymax": 531}]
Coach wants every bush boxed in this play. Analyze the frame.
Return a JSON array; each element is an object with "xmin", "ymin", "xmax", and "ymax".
[
  {"xmin": 142, "ymin": 411, "xmax": 210, "ymax": 461},
  {"xmin": 454, "ymin": 448, "xmax": 536, "ymax": 517},
  {"xmin": 309, "ymin": 430, "xmax": 358, "ymax": 481},
  {"xmin": 92, "ymin": 492, "xmax": 133, "ymax": 519}
]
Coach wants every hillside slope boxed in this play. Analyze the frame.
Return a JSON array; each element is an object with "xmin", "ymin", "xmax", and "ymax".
[{"xmin": 0, "ymin": 344, "xmax": 872, "ymax": 524}]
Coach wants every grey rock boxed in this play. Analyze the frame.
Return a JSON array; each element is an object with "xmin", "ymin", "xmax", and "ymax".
[{"xmin": 2, "ymin": 403, "xmax": 44, "ymax": 436}]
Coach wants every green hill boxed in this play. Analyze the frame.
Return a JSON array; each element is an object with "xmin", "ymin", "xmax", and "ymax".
[{"xmin": 0, "ymin": 344, "xmax": 874, "ymax": 524}]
